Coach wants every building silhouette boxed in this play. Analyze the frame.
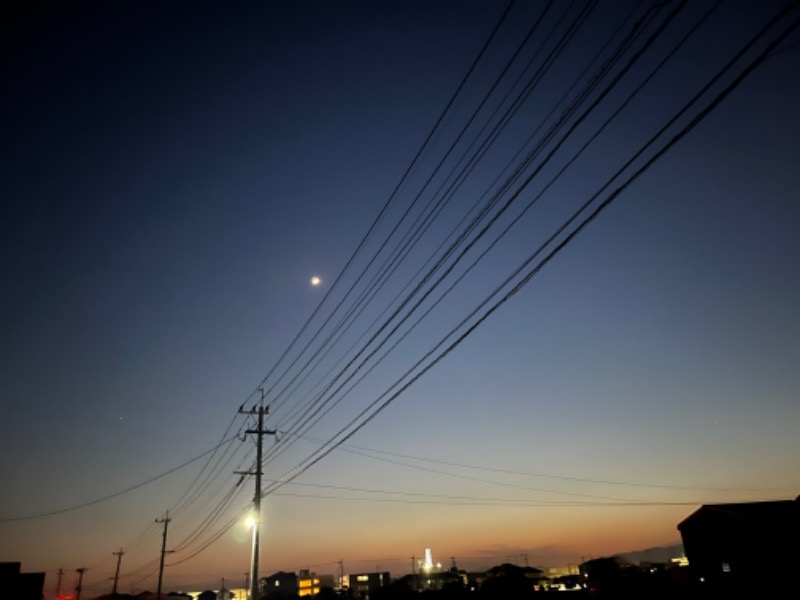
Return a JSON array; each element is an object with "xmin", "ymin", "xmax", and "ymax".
[
  {"xmin": 0, "ymin": 562, "xmax": 45, "ymax": 600},
  {"xmin": 677, "ymin": 495, "xmax": 800, "ymax": 593}
]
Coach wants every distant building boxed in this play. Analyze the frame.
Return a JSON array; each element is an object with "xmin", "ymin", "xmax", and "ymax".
[
  {"xmin": 397, "ymin": 570, "xmax": 463, "ymax": 593},
  {"xmin": 348, "ymin": 571, "xmax": 390, "ymax": 600},
  {"xmin": 542, "ymin": 565, "xmax": 580, "ymax": 579},
  {"xmin": 476, "ymin": 563, "xmax": 542, "ymax": 597},
  {"xmin": 0, "ymin": 562, "xmax": 45, "ymax": 600},
  {"xmin": 485, "ymin": 563, "xmax": 543, "ymax": 580},
  {"xmin": 677, "ymin": 495, "xmax": 800, "ymax": 591},
  {"xmin": 261, "ymin": 571, "xmax": 298, "ymax": 598},
  {"xmin": 297, "ymin": 569, "xmax": 335, "ymax": 596}
]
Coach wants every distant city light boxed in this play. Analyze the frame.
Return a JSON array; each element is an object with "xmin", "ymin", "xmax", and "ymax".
[{"xmin": 422, "ymin": 547, "xmax": 434, "ymax": 573}]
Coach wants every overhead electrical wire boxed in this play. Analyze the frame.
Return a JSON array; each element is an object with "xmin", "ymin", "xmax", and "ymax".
[
  {"xmin": 253, "ymin": 0, "xmax": 560, "ymax": 460},
  {"xmin": 0, "ymin": 433, "xmax": 242, "ymax": 522},
  {"xmin": 116, "ymin": 4, "xmax": 800, "ymax": 577},
  {"xmin": 272, "ymin": 490, "xmax": 727, "ymax": 508},
  {"xmin": 165, "ymin": 501, "xmax": 253, "ymax": 567},
  {"xmin": 295, "ymin": 433, "xmax": 793, "ymax": 494},
  {"xmin": 262, "ymin": 2, "xmax": 646, "ymax": 454},
  {"xmin": 162, "ymin": 7, "xmax": 793, "ymax": 580},
  {"xmin": 133, "ymin": 1, "xmax": 797, "ymax": 580},
  {"xmin": 264, "ymin": 0, "xmax": 587, "ymax": 428},
  {"xmin": 241, "ymin": 0, "xmax": 520, "ymax": 414},
  {"xmin": 258, "ymin": 2, "xmax": 799, "ymax": 499},
  {"xmin": 140, "ymin": 1, "xmax": 800, "ymax": 566},
  {"xmin": 169, "ymin": 431, "xmax": 251, "ymax": 520},
  {"xmin": 267, "ymin": 479, "xmax": 670, "ymax": 506},
  {"xmin": 261, "ymin": 0, "xmax": 659, "ymax": 430},
  {"xmin": 258, "ymin": 0, "xmax": 682, "ymax": 473},
  {"xmin": 1, "ymin": 2, "xmax": 524, "ymax": 580},
  {"xmin": 63, "ymin": 2, "xmax": 797, "ymax": 577},
  {"xmin": 259, "ymin": 0, "xmax": 610, "ymax": 465},
  {"xmin": 261, "ymin": 0, "xmax": 547, "ymax": 423}
]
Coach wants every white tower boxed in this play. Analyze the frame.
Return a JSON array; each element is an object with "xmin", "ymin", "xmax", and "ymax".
[{"xmin": 423, "ymin": 547, "xmax": 434, "ymax": 572}]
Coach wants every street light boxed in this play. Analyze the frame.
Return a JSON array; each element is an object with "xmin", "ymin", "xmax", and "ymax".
[{"xmin": 246, "ymin": 513, "xmax": 259, "ymax": 600}]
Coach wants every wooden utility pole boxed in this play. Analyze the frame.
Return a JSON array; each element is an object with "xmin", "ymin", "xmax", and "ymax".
[
  {"xmin": 75, "ymin": 568, "xmax": 86, "ymax": 600},
  {"xmin": 112, "ymin": 548, "xmax": 124, "ymax": 595},
  {"xmin": 239, "ymin": 394, "xmax": 275, "ymax": 600},
  {"xmin": 156, "ymin": 512, "xmax": 172, "ymax": 599},
  {"xmin": 55, "ymin": 568, "xmax": 64, "ymax": 598}
]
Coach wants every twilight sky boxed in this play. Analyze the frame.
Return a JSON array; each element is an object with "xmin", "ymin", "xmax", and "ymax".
[{"xmin": 2, "ymin": 0, "xmax": 799, "ymax": 597}]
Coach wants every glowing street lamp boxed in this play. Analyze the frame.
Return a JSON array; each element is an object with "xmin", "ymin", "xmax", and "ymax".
[
  {"xmin": 244, "ymin": 514, "xmax": 258, "ymax": 600},
  {"xmin": 246, "ymin": 512, "xmax": 260, "ymax": 600}
]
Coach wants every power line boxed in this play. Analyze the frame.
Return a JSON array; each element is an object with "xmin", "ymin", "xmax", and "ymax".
[
  {"xmin": 243, "ymin": 0, "xmax": 520, "ymax": 416},
  {"xmin": 270, "ymin": 490, "xmax": 730, "ymax": 508},
  {"xmin": 259, "ymin": 2, "xmax": 799, "ymax": 499},
  {"xmin": 259, "ymin": 0, "xmax": 679, "ymax": 473},
  {"xmin": 258, "ymin": 0, "xmax": 682, "ymax": 488},
  {"xmin": 297, "ymin": 433, "xmax": 791, "ymax": 493},
  {"xmin": 0, "ymin": 434, "xmax": 241, "ymax": 522}
]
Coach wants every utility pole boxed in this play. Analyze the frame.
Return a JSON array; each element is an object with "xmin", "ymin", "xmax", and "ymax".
[
  {"xmin": 239, "ymin": 394, "xmax": 275, "ymax": 600},
  {"xmin": 338, "ymin": 559, "xmax": 344, "ymax": 591},
  {"xmin": 75, "ymin": 568, "xmax": 86, "ymax": 600},
  {"xmin": 56, "ymin": 568, "xmax": 64, "ymax": 598},
  {"xmin": 112, "ymin": 548, "xmax": 124, "ymax": 596},
  {"xmin": 156, "ymin": 511, "xmax": 172, "ymax": 600},
  {"xmin": 244, "ymin": 573, "xmax": 250, "ymax": 600}
]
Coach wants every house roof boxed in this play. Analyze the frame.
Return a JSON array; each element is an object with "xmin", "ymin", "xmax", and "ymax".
[{"xmin": 677, "ymin": 496, "xmax": 800, "ymax": 531}]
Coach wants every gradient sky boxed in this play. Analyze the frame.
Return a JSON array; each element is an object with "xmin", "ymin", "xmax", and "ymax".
[{"xmin": 2, "ymin": 1, "xmax": 799, "ymax": 597}]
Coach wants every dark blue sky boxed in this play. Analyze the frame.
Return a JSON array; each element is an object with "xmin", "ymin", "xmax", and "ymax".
[{"xmin": 2, "ymin": 1, "xmax": 799, "ymax": 595}]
